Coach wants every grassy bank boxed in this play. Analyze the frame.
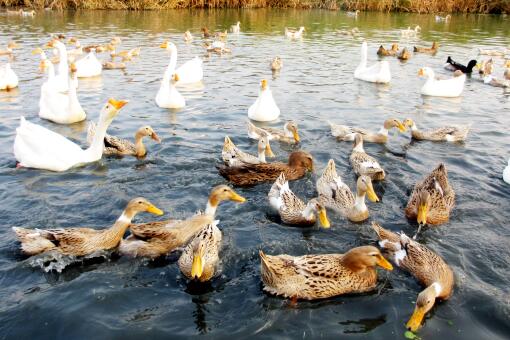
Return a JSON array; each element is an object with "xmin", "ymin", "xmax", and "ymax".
[{"xmin": 1, "ymin": 0, "xmax": 509, "ymax": 13}]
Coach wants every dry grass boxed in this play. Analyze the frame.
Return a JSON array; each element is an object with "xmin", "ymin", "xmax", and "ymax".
[{"xmin": 0, "ymin": 0, "xmax": 508, "ymax": 12}]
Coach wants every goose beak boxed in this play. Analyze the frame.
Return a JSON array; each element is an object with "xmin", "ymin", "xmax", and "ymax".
[
  {"xmin": 108, "ymin": 98, "xmax": 129, "ymax": 110},
  {"xmin": 159, "ymin": 41, "xmax": 168, "ymax": 49},
  {"xmin": 417, "ymin": 68, "xmax": 425, "ymax": 76}
]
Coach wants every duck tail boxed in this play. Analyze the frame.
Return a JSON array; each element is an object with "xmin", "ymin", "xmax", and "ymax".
[
  {"xmin": 12, "ymin": 227, "xmax": 56, "ymax": 255},
  {"xmin": 371, "ymin": 222, "xmax": 400, "ymax": 245}
]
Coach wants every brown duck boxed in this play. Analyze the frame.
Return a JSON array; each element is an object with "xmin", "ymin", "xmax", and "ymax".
[
  {"xmin": 377, "ymin": 43, "xmax": 399, "ymax": 56},
  {"xmin": 218, "ymin": 150, "xmax": 314, "ymax": 186},
  {"xmin": 119, "ymin": 186, "xmax": 245, "ymax": 258},
  {"xmin": 405, "ymin": 163, "xmax": 455, "ymax": 226},
  {"xmin": 414, "ymin": 42, "xmax": 439, "ymax": 55},
  {"xmin": 12, "ymin": 198, "xmax": 163, "ymax": 257},
  {"xmin": 372, "ymin": 223, "xmax": 454, "ymax": 332},
  {"xmin": 260, "ymin": 245, "xmax": 393, "ymax": 300}
]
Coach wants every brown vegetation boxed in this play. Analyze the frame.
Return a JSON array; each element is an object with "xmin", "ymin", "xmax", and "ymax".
[{"xmin": 0, "ymin": 0, "xmax": 509, "ymax": 13}]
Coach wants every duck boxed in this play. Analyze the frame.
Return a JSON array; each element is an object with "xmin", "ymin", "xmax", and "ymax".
[
  {"xmin": 346, "ymin": 10, "xmax": 360, "ymax": 17},
  {"xmin": 156, "ymin": 71, "xmax": 185, "ymax": 109},
  {"xmin": 398, "ymin": 48, "xmax": 412, "ymax": 61},
  {"xmin": 479, "ymin": 61, "xmax": 510, "ymax": 87},
  {"xmin": 12, "ymin": 197, "xmax": 163, "ymax": 257},
  {"xmin": 259, "ymin": 245, "xmax": 393, "ymax": 300},
  {"xmin": 336, "ymin": 27, "xmax": 359, "ymax": 36},
  {"xmin": 0, "ymin": 63, "xmax": 18, "ymax": 91},
  {"xmin": 403, "ymin": 118, "xmax": 470, "ymax": 142},
  {"xmin": 14, "ymin": 98, "xmax": 127, "ymax": 172},
  {"xmin": 218, "ymin": 150, "xmax": 314, "ymax": 187},
  {"xmin": 248, "ymin": 79, "xmax": 280, "ymax": 122},
  {"xmin": 160, "ymin": 41, "xmax": 203, "ymax": 84},
  {"xmin": 270, "ymin": 56, "xmax": 283, "ymax": 71},
  {"xmin": 405, "ymin": 163, "xmax": 455, "ymax": 227},
  {"xmin": 377, "ymin": 43, "xmax": 399, "ymax": 57},
  {"xmin": 285, "ymin": 27, "xmax": 305, "ymax": 39},
  {"xmin": 418, "ymin": 67, "xmax": 465, "ymax": 97},
  {"xmin": 110, "ymin": 37, "xmax": 122, "ymax": 45},
  {"xmin": 21, "ymin": 9, "xmax": 35, "ymax": 17},
  {"xmin": 184, "ymin": 30, "xmax": 193, "ymax": 43},
  {"xmin": 504, "ymin": 159, "xmax": 510, "ymax": 184},
  {"xmin": 87, "ymin": 123, "xmax": 160, "ymax": 157},
  {"xmin": 435, "ymin": 14, "xmax": 451, "ymax": 22},
  {"xmin": 444, "ymin": 56, "xmax": 477, "ymax": 73},
  {"xmin": 201, "ymin": 27, "xmax": 212, "ymax": 38},
  {"xmin": 119, "ymin": 186, "xmax": 245, "ymax": 258},
  {"xmin": 413, "ymin": 42, "xmax": 439, "ymax": 55},
  {"xmin": 247, "ymin": 121, "xmax": 300, "ymax": 144},
  {"xmin": 110, "ymin": 47, "xmax": 140, "ymax": 62},
  {"xmin": 0, "ymin": 41, "xmax": 19, "ymax": 56},
  {"xmin": 478, "ymin": 58, "xmax": 494, "ymax": 75},
  {"xmin": 38, "ymin": 62, "xmax": 86, "ymax": 124},
  {"xmin": 222, "ymin": 135, "xmax": 274, "ymax": 167},
  {"xmin": 46, "ymin": 38, "xmax": 71, "ymax": 92},
  {"xmin": 204, "ymin": 40, "xmax": 231, "ymax": 54},
  {"xmin": 355, "ymin": 41, "xmax": 391, "ymax": 84},
  {"xmin": 316, "ymin": 159, "xmax": 379, "ymax": 222},
  {"xmin": 478, "ymin": 48, "xmax": 506, "ymax": 57},
  {"xmin": 178, "ymin": 220, "xmax": 222, "ymax": 282},
  {"xmin": 74, "ymin": 49, "xmax": 102, "ymax": 77},
  {"xmin": 231, "ymin": 21, "xmax": 241, "ymax": 33},
  {"xmin": 102, "ymin": 61, "xmax": 126, "ymax": 70},
  {"xmin": 372, "ymin": 223, "xmax": 454, "ymax": 332},
  {"xmin": 268, "ymin": 173, "xmax": 330, "ymax": 228},
  {"xmin": 350, "ymin": 134, "xmax": 385, "ymax": 181},
  {"xmin": 401, "ymin": 26, "xmax": 421, "ymax": 38},
  {"xmin": 330, "ymin": 118, "xmax": 405, "ymax": 143},
  {"xmin": 215, "ymin": 30, "xmax": 228, "ymax": 40}
]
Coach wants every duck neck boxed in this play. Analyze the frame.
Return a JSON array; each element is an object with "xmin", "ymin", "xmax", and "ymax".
[
  {"xmin": 257, "ymin": 147, "xmax": 266, "ymax": 163},
  {"xmin": 107, "ymin": 208, "xmax": 138, "ymax": 243},
  {"xmin": 353, "ymin": 142, "xmax": 364, "ymax": 153},
  {"xmin": 205, "ymin": 196, "xmax": 219, "ymax": 216},
  {"xmin": 134, "ymin": 132, "xmax": 147, "ymax": 157},
  {"xmin": 354, "ymin": 190, "xmax": 367, "ymax": 212}
]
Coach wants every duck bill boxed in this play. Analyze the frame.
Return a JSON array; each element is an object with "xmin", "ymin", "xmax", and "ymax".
[
  {"xmin": 366, "ymin": 185, "xmax": 379, "ymax": 202},
  {"xmin": 292, "ymin": 130, "xmax": 300, "ymax": 143},
  {"xmin": 376, "ymin": 255, "xmax": 393, "ymax": 270},
  {"xmin": 151, "ymin": 132, "xmax": 161, "ymax": 143},
  {"xmin": 318, "ymin": 208, "xmax": 330, "ymax": 229},
  {"xmin": 417, "ymin": 204, "xmax": 428, "ymax": 225},
  {"xmin": 265, "ymin": 143, "xmax": 275, "ymax": 158},
  {"xmin": 229, "ymin": 191, "xmax": 246, "ymax": 203},
  {"xmin": 417, "ymin": 68, "xmax": 425, "ymax": 77},
  {"xmin": 146, "ymin": 204, "xmax": 164, "ymax": 216},
  {"xmin": 191, "ymin": 253, "xmax": 203, "ymax": 279},
  {"xmin": 108, "ymin": 98, "xmax": 128, "ymax": 110},
  {"xmin": 397, "ymin": 122, "xmax": 406, "ymax": 132},
  {"xmin": 406, "ymin": 306, "xmax": 426, "ymax": 332}
]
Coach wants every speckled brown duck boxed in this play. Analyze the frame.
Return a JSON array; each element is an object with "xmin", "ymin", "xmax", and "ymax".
[
  {"xmin": 372, "ymin": 222, "xmax": 454, "ymax": 332},
  {"xmin": 260, "ymin": 245, "xmax": 393, "ymax": 300},
  {"xmin": 218, "ymin": 150, "xmax": 314, "ymax": 186}
]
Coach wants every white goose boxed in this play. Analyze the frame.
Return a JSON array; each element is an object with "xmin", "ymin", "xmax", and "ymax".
[
  {"xmin": 418, "ymin": 67, "xmax": 465, "ymax": 97},
  {"xmin": 14, "ymin": 98, "xmax": 127, "ymax": 172},
  {"xmin": 285, "ymin": 27, "xmax": 305, "ymax": 39},
  {"xmin": 248, "ymin": 79, "xmax": 280, "ymax": 122},
  {"xmin": 0, "ymin": 63, "xmax": 18, "ymax": 90},
  {"xmin": 156, "ymin": 72, "xmax": 185, "ymax": 109},
  {"xmin": 354, "ymin": 42, "xmax": 391, "ymax": 84},
  {"xmin": 504, "ymin": 159, "xmax": 510, "ymax": 184},
  {"xmin": 160, "ymin": 41, "xmax": 203, "ymax": 84},
  {"xmin": 39, "ymin": 62, "xmax": 86, "ymax": 124},
  {"xmin": 75, "ymin": 49, "xmax": 102, "ymax": 78}
]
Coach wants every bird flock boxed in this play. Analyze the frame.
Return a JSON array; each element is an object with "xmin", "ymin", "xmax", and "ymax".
[{"xmin": 2, "ymin": 11, "xmax": 510, "ymax": 336}]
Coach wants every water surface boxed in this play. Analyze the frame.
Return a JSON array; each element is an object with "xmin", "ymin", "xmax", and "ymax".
[{"xmin": 0, "ymin": 9, "xmax": 509, "ymax": 339}]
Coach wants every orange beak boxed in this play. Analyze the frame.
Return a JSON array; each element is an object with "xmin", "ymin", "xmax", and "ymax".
[{"xmin": 108, "ymin": 98, "xmax": 128, "ymax": 109}]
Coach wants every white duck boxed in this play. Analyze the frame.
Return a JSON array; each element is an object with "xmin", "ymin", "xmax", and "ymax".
[
  {"xmin": 401, "ymin": 25, "xmax": 421, "ymax": 38},
  {"xmin": 354, "ymin": 42, "xmax": 391, "ymax": 84},
  {"xmin": 504, "ymin": 159, "xmax": 510, "ymax": 184},
  {"xmin": 231, "ymin": 21, "xmax": 241, "ymax": 33},
  {"xmin": 285, "ymin": 27, "xmax": 305, "ymax": 39},
  {"xmin": 418, "ymin": 67, "xmax": 465, "ymax": 97},
  {"xmin": 0, "ymin": 63, "xmax": 18, "ymax": 90},
  {"xmin": 248, "ymin": 79, "xmax": 280, "ymax": 122},
  {"xmin": 75, "ymin": 49, "xmax": 102, "ymax": 78},
  {"xmin": 14, "ymin": 98, "xmax": 127, "ymax": 172},
  {"xmin": 156, "ymin": 72, "xmax": 185, "ymax": 109},
  {"xmin": 47, "ymin": 39, "xmax": 71, "ymax": 92},
  {"xmin": 39, "ymin": 62, "xmax": 86, "ymax": 124},
  {"xmin": 160, "ymin": 41, "xmax": 203, "ymax": 84}
]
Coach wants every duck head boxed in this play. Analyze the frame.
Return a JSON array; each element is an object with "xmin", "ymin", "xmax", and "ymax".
[
  {"xmin": 284, "ymin": 121, "xmax": 300, "ymax": 142},
  {"xmin": 136, "ymin": 126, "xmax": 161, "ymax": 143},
  {"xmin": 383, "ymin": 118, "xmax": 406, "ymax": 132},
  {"xmin": 406, "ymin": 283, "xmax": 441, "ymax": 332},
  {"xmin": 191, "ymin": 241, "xmax": 206, "ymax": 280},
  {"xmin": 416, "ymin": 190, "xmax": 431, "ymax": 225},
  {"xmin": 341, "ymin": 246, "xmax": 393, "ymax": 272},
  {"xmin": 125, "ymin": 197, "xmax": 164, "ymax": 218},
  {"xmin": 306, "ymin": 198, "xmax": 330, "ymax": 228},
  {"xmin": 357, "ymin": 175, "xmax": 379, "ymax": 202},
  {"xmin": 258, "ymin": 136, "xmax": 275, "ymax": 158},
  {"xmin": 288, "ymin": 151, "xmax": 314, "ymax": 171}
]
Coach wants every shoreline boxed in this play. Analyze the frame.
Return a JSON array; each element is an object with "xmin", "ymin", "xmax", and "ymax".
[{"xmin": 1, "ymin": 1, "xmax": 509, "ymax": 14}]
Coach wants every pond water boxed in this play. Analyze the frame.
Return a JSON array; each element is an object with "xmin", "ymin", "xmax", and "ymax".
[{"xmin": 1, "ymin": 9, "xmax": 509, "ymax": 339}]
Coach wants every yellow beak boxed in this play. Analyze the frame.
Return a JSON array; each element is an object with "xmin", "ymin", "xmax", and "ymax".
[
  {"xmin": 229, "ymin": 191, "xmax": 246, "ymax": 203},
  {"xmin": 261, "ymin": 79, "xmax": 267, "ymax": 90},
  {"xmin": 318, "ymin": 207, "xmax": 330, "ymax": 228},
  {"xmin": 292, "ymin": 130, "xmax": 300, "ymax": 143},
  {"xmin": 147, "ymin": 204, "xmax": 164, "ymax": 216},
  {"xmin": 406, "ymin": 306, "xmax": 426, "ymax": 332},
  {"xmin": 151, "ymin": 132, "xmax": 161, "ymax": 143},
  {"xmin": 108, "ymin": 98, "xmax": 129, "ymax": 110},
  {"xmin": 397, "ymin": 122, "xmax": 406, "ymax": 132},
  {"xmin": 417, "ymin": 68, "xmax": 425, "ymax": 76},
  {"xmin": 366, "ymin": 185, "xmax": 379, "ymax": 203},
  {"xmin": 376, "ymin": 254, "xmax": 393, "ymax": 270},
  {"xmin": 265, "ymin": 143, "xmax": 275, "ymax": 158},
  {"xmin": 173, "ymin": 73, "xmax": 180, "ymax": 82},
  {"xmin": 417, "ymin": 204, "xmax": 428, "ymax": 225},
  {"xmin": 160, "ymin": 41, "xmax": 168, "ymax": 49},
  {"xmin": 31, "ymin": 48, "xmax": 43, "ymax": 55},
  {"xmin": 191, "ymin": 252, "xmax": 203, "ymax": 279}
]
